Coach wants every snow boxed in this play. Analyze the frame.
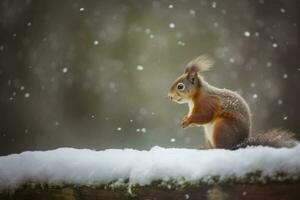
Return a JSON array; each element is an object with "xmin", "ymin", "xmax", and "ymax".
[
  {"xmin": 229, "ymin": 58, "xmax": 235, "ymax": 63},
  {"xmin": 137, "ymin": 128, "xmax": 147, "ymax": 133},
  {"xmin": 24, "ymin": 93, "xmax": 30, "ymax": 98},
  {"xmin": 136, "ymin": 65, "xmax": 144, "ymax": 71},
  {"xmin": 185, "ymin": 194, "xmax": 190, "ymax": 199},
  {"xmin": 93, "ymin": 40, "xmax": 99, "ymax": 45},
  {"xmin": 189, "ymin": 9, "xmax": 196, "ymax": 16},
  {"xmin": 272, "ymin": 43, "xmax": 278, "ymax": 48},
  {"xmin": 0, "ymin": 145, "xmax": 300, "ymax": 190},
  {"xmin": 250, "ymin": 82, "xmax": 256, "ymax": 88},
  {"xmin": 212, "ymin": 2, "xmax": 217, "ymax": 8},
  {"xmin": 177, "ymin": 41, "xmax": 186, "ymax": 46},
  {"xmin": 169, "ymin": 23, "xmax": 175, "ymax": 29},
  {"xmin": 62, "ymin": 67, "xmax": 68, "ymax": 73},
  {"xmin": 144, "ymin": 28, "xmax": 151, "ymax": 34},
  {"xmin": 244, "ymin": 31, "xmax": 251, "ymax": 37}
]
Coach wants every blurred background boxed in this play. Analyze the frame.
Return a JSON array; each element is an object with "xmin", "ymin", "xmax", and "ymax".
[{"xmin": 0, "ymin": 0, "xmax": 299, "ymax": 155}]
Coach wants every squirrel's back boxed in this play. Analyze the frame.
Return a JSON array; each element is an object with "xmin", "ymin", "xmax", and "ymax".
[{"xmin": 202, "ymin": 80, "xmax": 252, "ymax": 134}]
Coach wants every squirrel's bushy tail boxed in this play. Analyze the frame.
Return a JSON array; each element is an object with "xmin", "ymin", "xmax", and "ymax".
[{"xmin": 235, "ymin": 129, "xmax": 298, "ymax": 149}]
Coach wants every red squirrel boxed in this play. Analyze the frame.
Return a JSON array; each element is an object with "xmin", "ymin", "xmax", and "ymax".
[{"xmin": 168, "ymin": 55, "xmax": 297, "ymax": 149}]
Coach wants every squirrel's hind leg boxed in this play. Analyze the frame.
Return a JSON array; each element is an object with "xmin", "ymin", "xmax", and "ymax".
[{"xmin": 212, "ymin": 118, "xmax": 249, "ymax": 149}]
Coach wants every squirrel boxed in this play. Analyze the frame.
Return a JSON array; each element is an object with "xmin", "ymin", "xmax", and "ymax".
[{"xmin": 168, "ymin": 55, "xmax": 298, "ymax": 149}]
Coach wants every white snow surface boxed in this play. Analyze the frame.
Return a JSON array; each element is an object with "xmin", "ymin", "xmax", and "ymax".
[{"xmin": 1, "ymin": 145, "xmax": 300, "ymax": 190}]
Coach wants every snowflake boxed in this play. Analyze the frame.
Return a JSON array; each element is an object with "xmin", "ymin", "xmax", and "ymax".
[
  {"xmin": 244, "ymin": 31, "xmax": 251, "ymax": 37},
  {"xmin": 169, "ymin": 23, "xmax": 175, "ymax": 29}
]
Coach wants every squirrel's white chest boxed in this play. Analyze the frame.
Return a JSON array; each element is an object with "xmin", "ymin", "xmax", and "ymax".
[
  {"xmin": 188, "ymin": 101, "xmax": 194, "ymax": 117},
  {"xmin": 204, "ymin": 122, "xmax": 214, "ymax": 145},
  {"xmin": 185, "ymin": 100, "xmax": 215, "ymax": 145}
]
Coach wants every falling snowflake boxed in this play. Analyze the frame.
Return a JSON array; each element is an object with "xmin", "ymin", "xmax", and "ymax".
[
  {"xmin": 145, "ymin": 28, "xmax": 151, "ymax": 34},
  {"xmin": 136, "ymin": 65, "xmax": 144, "ymax": 71},
  {"xmin": 189, "ymin": 9, "xmax": 196, "ymax": 16},
  {"xmin": 24, "ymin": 93, "xmax": 30, "ymax": 98},
  {"xmin": 62, "ymin": 68, "xmax": 68, "ymax": 73},
  {"xmin": 213, "ymin": 22, "xmax": 219, "ymax": 28},
  {"xmin": 244, "ymin": 31, "xmax": 251, "ymax": 37},
  {"xmin": 93, "ymin": 40, "xmax": 99, "ymax": 45},
  {"xmin": 169, "ymin": 22, "xmax": 175, "ymax": 29},
  {"xmin": 212, "ymin": 1, "xmax": 217, "ymax": 8},
  {"xmin": 170, "ymin": 138, "xmax": 176, "ymax": 142},
  {"xmin": 250, "ymin": 82, "xmax": 256, "ymax": 88},
  {"xmin": 177, "ymin": 41, "xmax": 186, "ymax": 46}
]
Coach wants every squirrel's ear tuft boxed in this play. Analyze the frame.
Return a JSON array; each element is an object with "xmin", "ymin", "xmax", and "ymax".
[{"xmin": 184, "ymin": 55, "xmax": 214, "ymax": 74}]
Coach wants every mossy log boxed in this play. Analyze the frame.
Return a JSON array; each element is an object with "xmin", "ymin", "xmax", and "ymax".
[{"xmin": 1, "ymin": 182, "xmax": 300, "ymax": 200}]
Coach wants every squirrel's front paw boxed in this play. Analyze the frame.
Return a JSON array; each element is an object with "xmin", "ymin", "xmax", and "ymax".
[{"xmin": 181, "ymin": 116, "xmax": 191, "ymax": 128}]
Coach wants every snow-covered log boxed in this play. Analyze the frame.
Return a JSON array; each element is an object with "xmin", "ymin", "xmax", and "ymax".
[{"xmin": 1, "ymin": 145, "xmax": 300, "ymax": 199}]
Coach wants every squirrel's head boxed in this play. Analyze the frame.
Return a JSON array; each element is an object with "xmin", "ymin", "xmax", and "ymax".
[{"xmin": 168, "ymin": 55, "xmax": 213, "ymax": 104}]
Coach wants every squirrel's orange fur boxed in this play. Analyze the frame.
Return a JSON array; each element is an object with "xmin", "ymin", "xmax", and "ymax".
[{"xmin": 168, "ymin": 56, "xmax": 297, "ymax": 149}]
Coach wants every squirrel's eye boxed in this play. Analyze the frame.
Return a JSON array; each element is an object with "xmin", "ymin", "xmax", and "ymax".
[{"xmin": 176, "ymin": 83, "xmax": 185, "ymax": 91}]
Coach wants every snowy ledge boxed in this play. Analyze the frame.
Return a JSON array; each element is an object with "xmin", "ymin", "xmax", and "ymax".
[{"xmin": 1, "ymin": 145, "xmax": 300, "ymax": 191}]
